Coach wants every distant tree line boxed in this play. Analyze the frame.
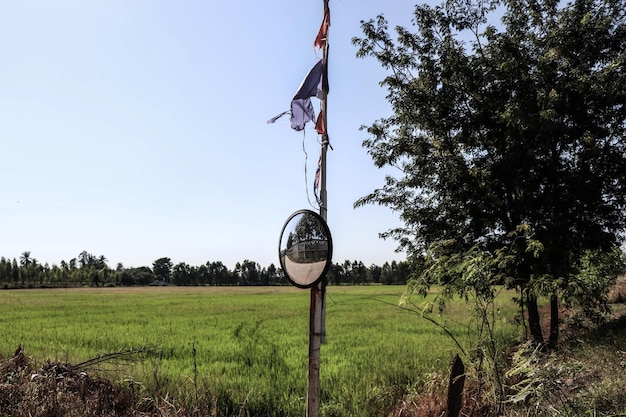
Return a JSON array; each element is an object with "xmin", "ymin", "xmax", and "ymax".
[{"xmin": 0, "ymin": 251, "xmax": 413, "ymax": 288}]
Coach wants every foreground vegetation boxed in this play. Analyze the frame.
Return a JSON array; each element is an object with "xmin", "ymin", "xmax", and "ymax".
[
  {"xmin": 1, "ymin": 283, "xmax": 625, "ymax": 416},
  {"xmin": 0, "ymin": 285, "xmax": 522, "ymax": 416}
]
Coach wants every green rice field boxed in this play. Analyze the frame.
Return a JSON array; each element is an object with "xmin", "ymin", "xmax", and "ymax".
[{"xmin": 0, "ymin": 286, "xmax": 523, "ymax": 416}]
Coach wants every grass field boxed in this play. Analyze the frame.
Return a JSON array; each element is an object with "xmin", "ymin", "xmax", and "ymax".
[{"xmin": 0, "ymin": 286, "xmax": 523, "ymax": 416}]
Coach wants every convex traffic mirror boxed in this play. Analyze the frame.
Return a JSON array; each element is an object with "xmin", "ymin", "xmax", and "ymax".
[{"xmin": 279, "ymin": 209, "xmax": 333, "ymax": 288}]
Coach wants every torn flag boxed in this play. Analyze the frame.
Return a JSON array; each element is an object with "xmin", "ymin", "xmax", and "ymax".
[
  {"xmin": 290, "ymin": 60, "xmax": 324, "ymax": 131},
  {"xmin": 314, "ymin": 7, "xmax": 330, "ymax": 50},
  {"xmin": 266, "ymin": 110, "xmax": 289, "ymax": 124},
  {"xmin": 315, "ymin": 110, "xmax": 326, "ymax": 135}
]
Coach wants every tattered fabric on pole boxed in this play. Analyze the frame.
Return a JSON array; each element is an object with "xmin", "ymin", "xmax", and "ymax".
[
  {"xmin": 313, "ymin": 6, "xmax": 330, "ymax": 50},
  {"xmin": 267, "ymin": 6, "xmax": 330, "ymax": 136},
  {"xmin": 267, "ymin": 59, "xmax": 327, "ymax": 131},
  {"xmin": 290, "ymin": 59, "xmax": 324, "ymax": 131}
]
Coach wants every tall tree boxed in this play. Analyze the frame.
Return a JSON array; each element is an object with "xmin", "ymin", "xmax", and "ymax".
[
  {"xmin": 96, "ymin": 255, "xmax": 108, "ymax": 270},
  {"xmin": 238, "ymin": 260, "xmax": 260, "ymax": 286},
  {"xmin": 78, "ymin": 251, "xmax": 95, "ymax": 269},
  {"xmin": 172, "ymin": 262, "xmax": 197, "ymax": 286},
  {"xmin": 353, "ymin": 0, "xmax": 626, "ymax": 346},
  {"xmin": 19, "ymin": 251, "xmax": 31, "ymax": 267},
  {"xmin": 368, "ymin": 264, "xmax": 382, "ymax": 283},
  {"xmin": 153, "ymin": 257, "xmax": 173, "ymax": 283},
  {"xmin": 11, "ymin": 259, "xmax": 19, "ymax": 285},
  {"xmin": 19, "ymin": 251, "xmax": 32, "ymax": 286},
  {"xmin": 266, "ymin": 263, "xmax": 278, "ymax": 285},
  {"xmin": 207, "ymin": 261, "xmax": 230, "ymax": 286}
]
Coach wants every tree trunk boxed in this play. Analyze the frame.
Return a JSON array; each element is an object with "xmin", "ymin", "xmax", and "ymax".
[
  {"xmin": 526, "ymin": 295, "xmax": 544, "ymax": 345},
  {"xmin": 548, "ymin": 295, "xmax": 559, "ymax": 349}
]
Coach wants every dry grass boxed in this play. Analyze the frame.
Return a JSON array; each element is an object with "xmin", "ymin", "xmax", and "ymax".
[
  {"xmin": 387, "ymin": 374, "xmax": 493, "ymax": 417},
  {"xmin": 0, "ymin": 347, "xmax": 219, "ymax": 417},
  {"xmin": 608, "ymin": 274, "xmax": 626, "ymax": 304},
  {"xmin": 0, "ymin": 348, "xmax": 136, "ymax": 417},
  {"xmin": 386, "ymin": 297, "xmax": 626, "ymax": 417}
]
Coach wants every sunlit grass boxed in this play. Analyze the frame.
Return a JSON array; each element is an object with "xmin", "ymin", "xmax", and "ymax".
[{"xmin": 0, "ymin": 286, "xmax": 523, "ymax": 417}]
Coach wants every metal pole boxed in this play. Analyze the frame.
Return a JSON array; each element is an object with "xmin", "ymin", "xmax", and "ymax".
[
  {"xmin": 319, "ymin": 0, "xmax": 329, "ymax": 347},
  {"xmin": 307, "ymin": 2, "xmax": 329, "ymax": 417}
]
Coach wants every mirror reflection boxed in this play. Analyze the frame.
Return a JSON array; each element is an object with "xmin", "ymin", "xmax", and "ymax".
[{"xmin": 279, "ymin": 210, "xmax": 332, "ymax": 288}]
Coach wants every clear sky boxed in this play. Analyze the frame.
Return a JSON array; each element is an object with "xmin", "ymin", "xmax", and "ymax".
[{"xmin": 0, "ymin": 0, "xmax": 420, "ymax": 270}]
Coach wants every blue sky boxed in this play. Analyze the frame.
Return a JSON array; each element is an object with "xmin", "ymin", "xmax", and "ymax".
[{"xmin": 0, "ymin": 0, "xmax": 420, "ymax": 270}]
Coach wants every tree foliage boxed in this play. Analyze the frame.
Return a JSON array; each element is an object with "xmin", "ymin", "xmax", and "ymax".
[
  {"xmin": 152, "ymin": 257, "xmax": 173, "ymax": 283},
  {"xmin": 0, "ymin": 252, "xmax": 412, "ymax": 288},
  {"xmin": 353, "ymin": 0, "xmax": 626, "ymax": 346}
]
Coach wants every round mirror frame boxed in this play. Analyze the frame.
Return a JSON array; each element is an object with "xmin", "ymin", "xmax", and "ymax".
[{"xmin": 278, "ymin": 209, "xmax": 333, "ymax": 289}]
